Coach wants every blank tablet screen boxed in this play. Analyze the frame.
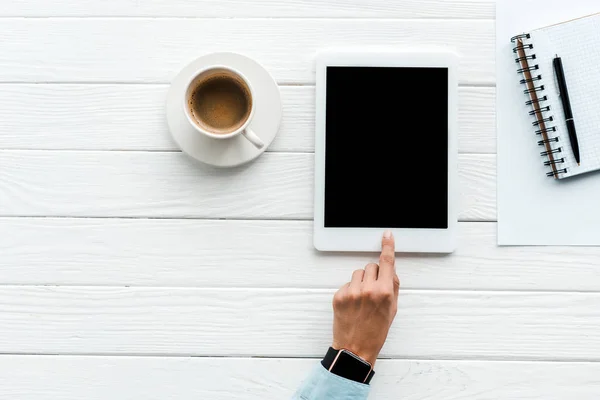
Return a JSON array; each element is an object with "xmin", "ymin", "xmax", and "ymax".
[{"xmin": 324, "ymin": 66, "xmax": 448, "ymax": 229}]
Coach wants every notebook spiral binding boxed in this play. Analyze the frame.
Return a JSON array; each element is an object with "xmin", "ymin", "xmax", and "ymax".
[{"xmin": 511, "ymin": 33, "xmax": 567, "ymax": 178}]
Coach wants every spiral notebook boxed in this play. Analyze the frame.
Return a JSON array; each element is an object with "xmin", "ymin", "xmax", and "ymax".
[
  {"xmin": 497, "ymin": 0, "xmax": 600, "ymax": 246},
  {"xmin": 512, "ymin": 13, "xmax": 600, "ymax": 179}
]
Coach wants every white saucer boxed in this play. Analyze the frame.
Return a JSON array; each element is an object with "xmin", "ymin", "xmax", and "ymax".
[{"xmin": 166, "ymin": 53, "xmax": 282, "ymax": 168}]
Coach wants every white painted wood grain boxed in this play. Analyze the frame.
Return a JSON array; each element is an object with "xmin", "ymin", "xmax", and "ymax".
[
  {"xmin": 2, "ymin": 0, "xmax": 592, "ymax": 394},
  {"xmin": 2, "ymin": 356, "xmax": 599, "ymax": 400},
  {"xmin": 0, "ymin": 151, "xmax": 495, "ymax": 220},
  {"xmin": 0, "ymin": 19, "xmax": 493, "ymax": 84},
  {"xmin": 0, "ymin": 0, "xmax": 495, "ymax": 18},
  {"xmin": 3, "ymin": 219, "xmax": 600, "ymax": 291},
  {"xmin": 0, "ymin": 287, "xmax": 599, "ymax": 360},
  {"xmin": 0, "ymin": 85, "xmax": 495, "ymax": 153}
]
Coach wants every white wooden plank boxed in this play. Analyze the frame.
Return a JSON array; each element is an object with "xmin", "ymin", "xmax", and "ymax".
[
  {"xmin": 0, "ymin": 19, "xmax": 494, "ymax": 84},
  {"xmin": 0, "ymin": 151, "xmax": 495, "ymax": 220},
  {"xmin": 2, "ymin": 356, "xmax": 599, "ymax": 400},
  {"xmin": 0, "ymin": 85, "xmax": 495, "ymax": 153},
  {"xmin": 3, "ymin": 219, "xmax": 600, "ymax": 292},
  {"xmin": 0, "ymin": 0, "xmax": 495, "ymax": 18},
  {"xmin": 0, "ymin": 287, "xmax": 599, "ymax": 360}
]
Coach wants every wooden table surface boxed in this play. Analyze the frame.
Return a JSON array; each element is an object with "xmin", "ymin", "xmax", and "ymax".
[{"xmin": 1, "ymin": 0, "xmax": 600, "ymax": 398}]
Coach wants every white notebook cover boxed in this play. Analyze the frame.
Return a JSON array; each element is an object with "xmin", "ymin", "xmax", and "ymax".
[{"xmin": 497, "ymin": 0, "xmax": 600, "ymax": 245}]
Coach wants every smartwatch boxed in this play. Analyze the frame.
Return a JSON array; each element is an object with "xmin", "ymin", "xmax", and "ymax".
[{"xmin": 321, "ymin": 347, "xmax": 375, "ymax": 384}]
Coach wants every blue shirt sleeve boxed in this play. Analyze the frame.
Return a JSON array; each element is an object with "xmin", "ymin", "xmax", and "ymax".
[{"xmin": 292, "ymin": 363, "xmax": 371, "ymax": 400}]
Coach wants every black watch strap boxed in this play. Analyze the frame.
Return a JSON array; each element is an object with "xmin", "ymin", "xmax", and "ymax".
[{"xmin": 321, "ymin": 347, "xmax": 375, "ymax": 384}]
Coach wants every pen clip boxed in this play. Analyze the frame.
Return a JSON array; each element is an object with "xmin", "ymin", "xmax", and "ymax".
[{"xmin": 554, "ymin": 55, "xmax": 561, "ymax": 97}]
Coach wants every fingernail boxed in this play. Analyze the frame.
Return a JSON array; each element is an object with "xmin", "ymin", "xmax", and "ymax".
[{"xmin": 383, "ymin": 230, "xmax": 393, "ymax": 239}]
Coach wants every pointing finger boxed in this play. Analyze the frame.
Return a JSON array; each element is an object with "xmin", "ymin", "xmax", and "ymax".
[{"xmin": 378, "ymin": 230, "xmax": 396, "ymax": 281}]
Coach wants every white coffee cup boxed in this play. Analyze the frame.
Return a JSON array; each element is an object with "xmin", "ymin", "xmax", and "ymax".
[{"xmin": 183, "ymin": 66, "xmax": 264, "ymax": 149}]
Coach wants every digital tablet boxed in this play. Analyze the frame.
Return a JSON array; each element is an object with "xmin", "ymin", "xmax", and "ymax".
[{"xmin": 313, "ymin": 50, "xmax": 458, "ymax": 253}]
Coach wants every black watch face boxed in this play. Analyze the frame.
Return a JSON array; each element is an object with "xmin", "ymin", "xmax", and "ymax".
[{"xmin": 330, "ymin": 351, "xmax": 372, "ymax": 383}]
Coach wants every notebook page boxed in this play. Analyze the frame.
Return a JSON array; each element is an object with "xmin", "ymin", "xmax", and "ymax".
[{"xmin": 533, "ymin": 14, "xmax": 600, "ymax": 178}]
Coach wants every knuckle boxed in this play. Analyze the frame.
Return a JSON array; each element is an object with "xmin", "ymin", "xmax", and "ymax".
[
  {"xmin": 332, "ymin": 297, "xmax": 343, "ymax": 308},
  {"xmin": 376, "ymin": 287, "xmax": 395, "ymax": 303},
  {"xmin": 359, "ymin": 285, "xmax": 380, "ymax": 302},
  {"xmin": 361, "ymin": 286, "xmax": 376, "ymax": 300},
  {"xmin": 382, "ymin": 290, "xmax": 395, "ymax": 301},
  {"xmin": 332, "ymin": 290, "xmax": 347, "ymax": 307},
  {"xmin": 348, "ymin": 289, "xmax": 362, "ymax": 302}
]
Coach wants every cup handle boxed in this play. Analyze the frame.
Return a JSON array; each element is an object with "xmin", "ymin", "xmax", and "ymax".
[{"xmin": 242, "ymin": 127, "xmax": 265, "ymax": 149}]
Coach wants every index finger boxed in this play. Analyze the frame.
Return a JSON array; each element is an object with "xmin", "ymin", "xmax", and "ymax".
[{"xmin": 378, "ymin": 230, "xmax": 396, "ymax": 281}]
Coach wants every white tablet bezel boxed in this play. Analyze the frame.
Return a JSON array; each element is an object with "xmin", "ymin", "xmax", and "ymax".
[{"xmin": 314, "ymin": 50, "xmax": 458, "ymax": 253}]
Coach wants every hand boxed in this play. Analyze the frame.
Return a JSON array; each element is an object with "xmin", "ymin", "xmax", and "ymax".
[{"xmin": 331, "ymin": 231, "xmax": 400, "ymax": 367}]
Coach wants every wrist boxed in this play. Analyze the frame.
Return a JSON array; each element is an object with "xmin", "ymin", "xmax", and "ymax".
[
  {"xmin": 331, "ymin": 342, "xmax": 378, "ymax": 367},
  {"xmin": 322, "ymin": 347, "xmax": 375, "ymax": 384}
]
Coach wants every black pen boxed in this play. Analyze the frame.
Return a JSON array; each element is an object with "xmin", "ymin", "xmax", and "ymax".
[{"xmin": 553, "ymin": 55, "xmax": 581, "ymax": 165}]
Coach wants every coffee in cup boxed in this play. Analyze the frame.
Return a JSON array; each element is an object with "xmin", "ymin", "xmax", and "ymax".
[
  {"xmin": 184, "ymin": 67, "xmax": 264, "ymax": 149},
  {"xmin": 188, "ymin": 73, "xmax": 252, "ymax": 134}
]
